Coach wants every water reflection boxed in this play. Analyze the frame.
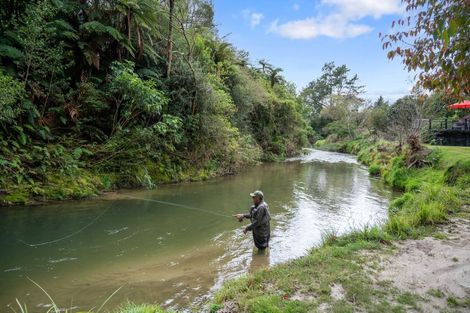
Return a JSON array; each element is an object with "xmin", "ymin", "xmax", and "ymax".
[{"xmin": 249, "ymin": 248, "xmax": 270, "ymax": 273}]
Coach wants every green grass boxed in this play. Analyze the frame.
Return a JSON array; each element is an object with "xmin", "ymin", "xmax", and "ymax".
[
  {"xmin": 427, "ymin": 288, "xmax": 445, "ymax": 298},
  {"xmin": 213, "ymin": 240, "xmax": 416, "ymax": 313},
  {"xmin": 396, "ymin": 292, "xmax": 419, "ymax": 307},
  {"xmin": 113, "ymin": 303, "xmax": 168, "ymax": 313},
  {"xmin": 214, "ymin": 241, "xmax": 385, "ymax": 312},
  {"xmin": 427, "ymin": 145, "xmax": 470, "ymax": 167}
]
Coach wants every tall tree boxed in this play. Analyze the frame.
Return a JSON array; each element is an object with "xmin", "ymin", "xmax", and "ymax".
[
  {"xmin": 301, "ymin": 62, "xmax": 364, "ymax": 114},
  {"xmin": 269, "ymin": 67, "xmax": 283, "ymax": 88}
]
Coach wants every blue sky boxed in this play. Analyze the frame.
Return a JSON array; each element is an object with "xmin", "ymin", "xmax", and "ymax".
[{"xmin": 212, "ymin": 0, "xmax": 414, "ymax": 101}]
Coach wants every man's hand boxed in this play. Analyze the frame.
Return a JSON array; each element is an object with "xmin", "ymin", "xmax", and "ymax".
[
  {"xmin": 243, "ymin": 228, "xmax": 248, "ymax": 234},
  {"xmin": 233, "ymin": 214, "xmax": 244, "ymax": 222}
]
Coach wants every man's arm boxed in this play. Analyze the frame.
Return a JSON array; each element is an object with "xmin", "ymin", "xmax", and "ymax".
[
  {"xmin": 234, "ymin": 212, "xmax": 250, "ymax": 222},
  {"xmin": 234, "ymin": 206, "xmax": 254, "ymax": 222}
]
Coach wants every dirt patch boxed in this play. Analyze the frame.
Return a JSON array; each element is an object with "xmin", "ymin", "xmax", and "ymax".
[
  {"xmin": 216, "ymin": 301, "xmax": 238, "ymax": 313},
  {"xmin": 378, "ymin": 218, "xmax": 470, "ymax": 312},
  {"xmin": 330, "ymin": 283, "xmax": 345, "ymax": 301},
  {"xmin": 290, "ymin": 291, "xmax": 316, "ymax": 301},
  {"xmin": 317, "ymin": 302, "xmax": 331, "ymax": 312}
]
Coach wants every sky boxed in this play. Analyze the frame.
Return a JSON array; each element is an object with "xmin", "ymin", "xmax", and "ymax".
[{"xmin": 212, "ymin": 0, "xmax": 415, "ymax": 102}]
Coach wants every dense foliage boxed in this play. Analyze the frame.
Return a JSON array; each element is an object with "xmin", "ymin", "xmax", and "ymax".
[{"xmin": 0, "ymin": 0, "xmax": 311, "ymax": 204}]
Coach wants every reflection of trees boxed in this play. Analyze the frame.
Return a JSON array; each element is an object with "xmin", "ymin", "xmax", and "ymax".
[
  {"xmin": 297, "ymin": 162, "xmax": 358, "ymax": 212},
  {"xmin": 209, "ymin": 161, "xmax": 305, "ymax": 213}
]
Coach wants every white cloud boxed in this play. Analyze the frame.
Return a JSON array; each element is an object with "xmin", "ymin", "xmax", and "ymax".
[
  {"xmin": 323, "ymin": 0, "xmax": 402, "ymax": 19},
  {"xmin": 269, "ymin": 0, "xmax": 402, "ymax": 39},
  {"xmin": 242, "ymin": 9, "xmax": 265, "ymax": 28},
  {"xmin": 269, "ymin": 15, "xmax": 372, "ymax": 39},
  {"xmin": 250, "ymin": 12, "xmax": 264, "ymax": 27},
  {"xmin": 293, "ymin": 3, "xmax": 300, "ymax": 11}
]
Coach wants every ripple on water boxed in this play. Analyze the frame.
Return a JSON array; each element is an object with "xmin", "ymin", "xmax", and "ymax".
[
  {"xmin": 286, "ymin": 148, "xmax": 359, "ymax": 164},
  {"xmin": 48, "ymin": 257, "xmax": 78, "ymax": 264},
  {"xmin": 4, "ymin": 266, "xmax": 22, "ymax": 272}
]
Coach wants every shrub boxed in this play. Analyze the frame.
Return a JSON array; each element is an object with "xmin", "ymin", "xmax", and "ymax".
[
  {"xmin": 383, "ymin": 156, "xmax": 410, "ymax": 190},
  {"xmin": 368, "ymin": 163, "xmax": 381, "ymax": 176},
  {"xmin": 0, "ymin": 72, "xmax": 29, "ymax": 124}
]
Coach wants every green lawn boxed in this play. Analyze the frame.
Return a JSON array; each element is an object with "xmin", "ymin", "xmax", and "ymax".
[{"xmin": 428, "ymin": 145, "xmax": 470, "ymax": 167}]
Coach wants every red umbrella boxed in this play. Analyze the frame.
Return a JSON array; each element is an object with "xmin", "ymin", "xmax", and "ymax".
[{"xmin": 448, "ymin": 100, "xmax": 470, "ymax": 109}]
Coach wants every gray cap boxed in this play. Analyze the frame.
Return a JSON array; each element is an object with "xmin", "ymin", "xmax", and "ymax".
[{"xmin": 250, "ymin": 190, "xmax": 264, "ymax": 198}]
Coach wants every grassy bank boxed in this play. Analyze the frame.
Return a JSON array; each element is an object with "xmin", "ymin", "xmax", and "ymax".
[{"xmin": 209, "ymin": 139, "xmax": 470, "ymax": 313}]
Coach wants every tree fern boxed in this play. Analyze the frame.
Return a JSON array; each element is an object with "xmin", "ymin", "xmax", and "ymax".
[{"xmin": 0, "ymin": 44, "xmax": 24, "ymax": 61}]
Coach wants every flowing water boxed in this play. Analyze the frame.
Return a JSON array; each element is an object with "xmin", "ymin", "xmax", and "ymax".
[{"xmin": 0, "ymin": 149, "xmax": 395, "ymax": 312}]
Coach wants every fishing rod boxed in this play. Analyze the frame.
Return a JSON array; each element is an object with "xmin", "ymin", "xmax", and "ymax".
[{"xmin": 120, "ymin": 194, "xmax": 234, "ymax": 218}]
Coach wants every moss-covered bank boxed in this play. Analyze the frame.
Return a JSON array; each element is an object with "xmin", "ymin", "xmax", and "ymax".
[
  {"xmin": 208, "ymin": 139, "xmax": 470, "ymax": 313},
  {"xmin": 0, "ymin": 148, "xmax": 262, "ymax": 206}
]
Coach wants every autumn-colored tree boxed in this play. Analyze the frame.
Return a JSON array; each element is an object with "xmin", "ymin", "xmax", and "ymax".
[{"xmin": 381, "ymin": 0, "xmax": 469, "ymax": 100}]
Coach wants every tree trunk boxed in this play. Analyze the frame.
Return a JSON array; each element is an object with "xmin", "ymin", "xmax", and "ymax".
[
  {"xmin": 166, "ymin": 0, "xmax": 175, "ymax": 78},
  {"xmin": 127, "ymin": 10, "xmax": 132, "ymax": 41}
]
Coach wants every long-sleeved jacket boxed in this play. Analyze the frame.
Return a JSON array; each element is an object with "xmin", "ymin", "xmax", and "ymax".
[{"xmin": 244, "ymin": 201, "xmax": 271, "ymax": 249}]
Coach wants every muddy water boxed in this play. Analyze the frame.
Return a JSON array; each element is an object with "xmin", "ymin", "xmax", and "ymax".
[{"xmin": 0, "ymin": 149, "xmax": 394, "ymax": 312}]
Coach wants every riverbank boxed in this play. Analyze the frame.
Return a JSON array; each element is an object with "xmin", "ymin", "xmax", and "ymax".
[
  {"xmin": 0, "ymin": 153, "xmax": 262, "ymax": 207},
  {"xmin": 210, "ymin": 140, "xmax": 470, "ymax": 312}
]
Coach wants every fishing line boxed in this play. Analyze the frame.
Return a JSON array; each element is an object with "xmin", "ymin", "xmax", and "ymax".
[
  {"xmin": 18, "ymin": 205, "xmax": 111, "ymax": 248},
  {"xmin": 17, "ymin": 194, "xmax": 234, "ymax": 248},
  {"xmin": 120, "ymin": 194, "xmax": 233, "ymax": 218}
]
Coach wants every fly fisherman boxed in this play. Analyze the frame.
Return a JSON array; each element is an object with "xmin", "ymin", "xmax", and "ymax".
[{"xmin": 234, "ymin": 190, "xmax": 271, "ymax": 250}]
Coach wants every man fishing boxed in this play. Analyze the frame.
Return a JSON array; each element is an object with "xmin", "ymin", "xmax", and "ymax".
[{"xmin": 234, "ymin": 190, "xmax": 271, "ymax": 250}]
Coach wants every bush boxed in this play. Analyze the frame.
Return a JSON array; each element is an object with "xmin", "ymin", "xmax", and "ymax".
[
  {"xmin": 368, "ymin": 163, "xmax": 381, "ymax": 176},
  {"xmin": 383, "ymin": 156, "xmax": 410, "ymax": 190},
  {"xmin": 0, "ymin": 72, "xmax": 29, "ymax": 124}
]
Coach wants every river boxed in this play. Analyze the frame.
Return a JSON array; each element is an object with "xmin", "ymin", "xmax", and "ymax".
[{"xmin": 0, "ymin": 149, "xmax": 394, "ymax": 312}]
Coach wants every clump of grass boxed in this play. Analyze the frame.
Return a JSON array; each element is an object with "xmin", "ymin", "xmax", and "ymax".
[
  {"xmin": 321, "ymin": 229, "xmax": 340, "ymax": 246},
  {"xmin": 427, "ymin": 288, "xmax": 445, "ymax": 298},
  {"xmin": 322, "ymin": 226, "xmax": 392, "ymax": 247},
  {"xmin": 114, "ymin": 303, "xmax": 167, "ymax": 313},
  {"xmin": 384, "ymin": 183, "xmax": 461, "ymax": 239},
  {"xmin": 447, "ymin": 296, "xmax": 459, "ymax": 307},
  {"xmin": 247, "ymin": 295, "xmax": 309, "ymax": 313},
  {"xmin": 432, "ymin": 232, "xmax": 448, "ymax": 240},
  {"xmin": 382, "ymin": 156, "xmax": 411, "ymax": 190},
  {"xmin": 396, "ymin": 292, "xmax": 419, "ymax": 307},
  {"xmin": 388, "ymin": 193, "xmax": 413, "ymax": 213},
  {"xmin": 368, "ymin": 163, "xmax": 381, "ymax": 176}
]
